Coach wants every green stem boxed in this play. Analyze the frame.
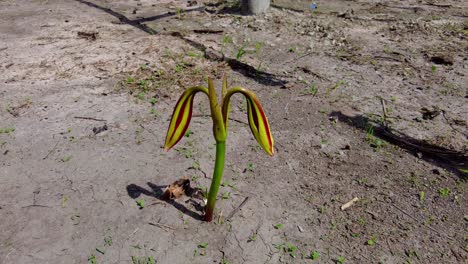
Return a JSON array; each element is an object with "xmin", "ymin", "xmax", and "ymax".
[{"xmin": 204, "ymin": 141, "xmax": 226, "ymax": 221}]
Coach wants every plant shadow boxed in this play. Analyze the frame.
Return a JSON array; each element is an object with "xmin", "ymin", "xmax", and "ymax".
[
  {"xmin": 126, "ymin": 182, "xmax": 204, "ymax": 221},
  {"xmin": 330, "ymin": 111, "xmax": 467, "ymax": 179}
]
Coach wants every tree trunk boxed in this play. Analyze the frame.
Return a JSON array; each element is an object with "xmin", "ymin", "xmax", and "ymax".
[{"xmin": 241, "ymin": 0, "xmax": 270, "ymax": 15}]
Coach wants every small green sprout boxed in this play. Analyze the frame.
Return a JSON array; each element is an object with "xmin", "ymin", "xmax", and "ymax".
[
  {"xmin": 337, "ymin": 256, "xmax": 346, "ymax": 264},
  {"xmin": 198, "ymin": 242, "xmax": 208, "ymax": 248},
  {"xmin": 439, "ymin": 187, "xmax": 450, "ymax": 197},
  {"xmin": 221, "ymin": 192, "xmax": 231, "ymax": 199},
  {"xmin": 286, "ymin": 243, "xmax": 297, "ymax": 258},
  {"xmin": 419, "ymin": 191, "xmax": 425, "ymax": 202},
  {"xmin": 149, "ymin": 97, "xmax": 157, "ymax": 105},
  {"xmin": 127, "ymin": 77, "xmax": 135, "ymax": 84},
  {"xmin": 309, "ymin": 251, "xmax": 320, "ymax": 260},
  {"xmin": 236, "ymin": 45, "xmax": 246, "ymax": 60},
  {"xmin": 274, "ymin": 223, "xmax": 284, "ymax": 229},
  {"xmin": 137, "ymin": 92, "xmax": 146, "ymax": 100},
  {"xmin": 61, "ymin": 155, "xmax": 72, "ymax": 162},
  {"xmin": 367, "ymin": 235, "xmax": 377, "ymax": 246},
  {"xmin": 88, "ymin": 254, "xmax": 97, "ymax": 264},
  {"xmin": 136, "ymin": 199, "xmax": 145, "ymax": 209}
]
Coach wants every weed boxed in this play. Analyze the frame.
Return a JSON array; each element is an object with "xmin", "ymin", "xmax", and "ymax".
[
  {"xmin": 307, "ymin": 251, "xmax": 320, "ymax": 260},
  {"xmin": 254, "ymin": 42, "xmax": 264, "ymax": 54},
  {"xmin": 136, "ymin": 92, "xmax": 146, "ymax": 100},
  {"xmin": 150, "ymin": 108, "xmax": 158, "ymax": 117},
  {"xmin": 236, "ymin": 45, "xmax": 247, "ymax": 60},
  {"xmin": 131, "ymin": 256, "xmax": 155, "ymax": 264},
  {"xmin": 191, "ymin": 160, "xmax": 200, "ymax": 170},
  {"xmin": 184, "ymin": 128, "xmax": 192, "ymax": 138},
  {"xmin": 439, "ymin": 187, "xmax": 450, "ymax": 197},
  {"xmin": 285, "ymin": 243, "xmax": 298, "ymax": 258},
  {"xmin": 367, "ymin": 235, "xmax": 377, "ymax": 246},
  {"xmin": 148, "ymin": 97, "xmax": 157, "ymax": 105},
  {"xmin": 307, "ymin": 84, "xmax": 318, "ymax": 95},
  {"xmin": 288, "ymin": 47, "xmax": 296, "ymax": 53},
  {"xmin": 0, "ymin": 127, "xmax": 15, "ymax": 134},
  {"xmin": 176, "ymin": 8, "xmax": 182, "ymax": 19},
  {"xmin": 221, "ymin": 192, "xmax": 231, "ymax": 199},
  {"xmin": 61, "ymin": 155, "xmax": 72, "ymax": 162},
  {"xmin": 336, "ymin": 256, "xmax": 346, "ymax": 264},
  {"xmin": 198, "ymin": 242, "xmax": 208, "ymax": 248},
  {"xmin": 136, "ymin": 199, "xmax": 145, "ymax": 209},
  {"xmin": 88, "ymin": 254, "xmax": 97, "ymax": 264},
  {"xmin": 104, "ymin": 237, "xmax": 113, "ymax": 246},
  {"xmin": 247, "ymin": 162, "xmax": 254, "ymax": 172},
  {"xmin": 221, "ymin": 35, "xmax": 233, "ymax": 54},
  {"xmin": 126, "ymin": 77, "xmax": 135, "ymax": 84},
  {"xmin": 186, "ymin": 51, "xmax": 202, "ymax": 58},
  {"xmin": 357, "ymin": 218, "xmax": 367, "ymax": 226},
  {"xmin": 274, "ymin": 223, "xmax": 284, "ymax": 229},
  {"xmin": 431, "ymin": 65, "xmax": 437, "ymax": 72},
  {"xmin": 319, "ymin": 206, "xmax": 326, "ymax": 214},
  {"xmin": 248, "ymin": 233, "xmax": 257, "ymax": 242},
  {"xmin": 366, "ymin": 126, "xmax": 385, "ymax": 150},
  {"xmin": 419, "ymin": 191, "xmax": 425, "ymax": 202}
]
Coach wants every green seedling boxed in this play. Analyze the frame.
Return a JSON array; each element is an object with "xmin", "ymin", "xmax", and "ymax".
[
  {"xmin": 136, "ymin": 199, "xmax": 145, "ymax": 209},
  {"xmin": 149, "ymin": 97, "xmax": 157, "ymax": 105},
  {"xmin": 131, "ymin": 256, "xmax": 155, "ymax": 264},
  {"xmin": 104, "ymin": 237, "xmax": 113, "ymax": 246},
  {"xmin": 0, "ymin": 127, "xmax": 15, "ymax": 134},
  {"xmin": 127, "ymin": 77, "xmax": 135, "ymax": 84},
  {"xmin": 439, "ymin": 187, "xmax": 450, "ymax": 197},
  {"xmin": 247, "ymin": 162, "xmax": 254, "ymax": 172},
  {"xmin": 198, "ymin": 242, "xmax": 208, "ymax": 248},
  {"xmin": 164, "ymin": 76, "xmax": 274, "ymax": 222},
  {"xmin": 274, "ymin": 223, "xmax": 284, "ymax": 229},
  {"xmin": 221, "ymin": 192, "xmax": 231, "ymax": 199},
  {"xmin": 337, "ymin": 256, "xmax": 346, "ymax": 264},
  {"xmin": 236, "ymin": 45, "xmax": 247, "ymax": 60},
  {"xmin": 367, "ymin": 235, "xmax": 377, "ymax": 246},
  {"xmin": 419, "ymin": 191, "xmax": 425, "ymax": 202},
  {"xmin": 303, "ymin": 84, "xmax": 318, "ymax": 96},
  {"xmin": 137, "ymin": 92, "xmax": 146, "ymax": 100},
  {"xmin": 286, "ymin": 243, "xmax": 298, "ymax": 258},
  {"xmin": 308, "ymin": 251, "xmax": 320, "ymax": 260},
  {"xmin": 221, "ymin": 35, "xmax": 233, "ymax": 54},
  {"xmin": 248, "ymin": 233, "xmax": 257, "ymax": 242},
  {"xmin": 88, "ymin": 254, "xmax": 97, "ymax": 264},
  {"xmin": 61, "ymin": 155, "xmax": 72, "ymax": 162},
  {"xmin": 431, "ymin": 65, "xmax": 437, "ymax": 72}
]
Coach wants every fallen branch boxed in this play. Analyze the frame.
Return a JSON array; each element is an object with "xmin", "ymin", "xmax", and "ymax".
[
  {"xmin": 341, "ymin": 197, "xmax": 359, "ymax": 210},
  {"xmin": 74, "ymin": 116, "xmax": 107, "ymax": 122},
  {"xmin": 227, "ymin": 196, "xmax": 250, "ymax": 221},
  {"xmin": 42, "ymin": 141, "xmax": 60, "ymax": 160}
]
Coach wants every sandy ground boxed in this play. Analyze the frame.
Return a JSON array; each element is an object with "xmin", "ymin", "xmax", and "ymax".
[{"xmin": 0, "ymin": 0, "xmax": 467, "ymax": 263}]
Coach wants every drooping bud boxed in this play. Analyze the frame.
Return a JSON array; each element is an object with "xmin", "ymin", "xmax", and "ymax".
[{"xmin": 164, "ymin": 86, "xmax": 208, "ymax": 150}]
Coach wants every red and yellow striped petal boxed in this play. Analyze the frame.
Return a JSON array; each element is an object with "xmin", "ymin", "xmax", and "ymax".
[
  {"xmin": 245, "ymin": 95, "xmax": 274, "ymax": 156},
  {"xmin": 164, "ymin": 86, "xmax": 208, "ymax": 150},
  {"xmin": 222, "ymin": 87, "xmax": 274, "ymax": 156}
]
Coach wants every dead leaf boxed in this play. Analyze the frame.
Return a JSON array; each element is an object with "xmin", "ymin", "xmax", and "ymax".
[{"xmin": 162, "ymin": 178, "xmax": 191, "ymax": 200}]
